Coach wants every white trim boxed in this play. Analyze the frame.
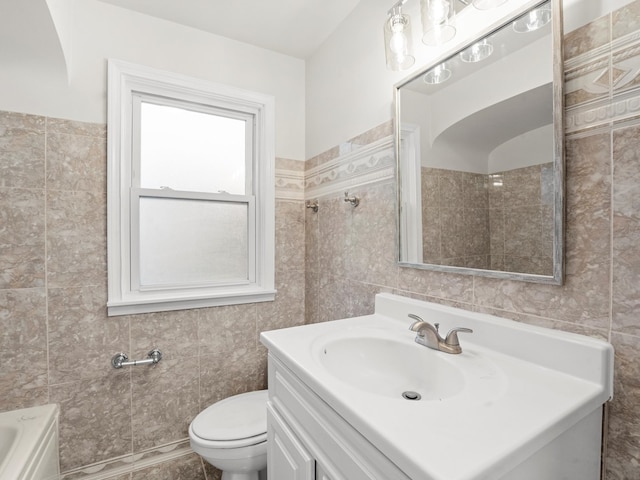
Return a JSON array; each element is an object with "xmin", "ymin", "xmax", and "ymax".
[
  {"xmin": 398, "ymin": 124, "xmax": 423, "ymax": 264},
  {"xmin": 107, "ymin": 59, "xmax": 275, "ymax": 316}
]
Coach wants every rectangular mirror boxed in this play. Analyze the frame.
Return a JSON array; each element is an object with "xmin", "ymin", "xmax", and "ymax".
[{"xmin": 396, "ymin": 0, "xmax": 564, "ymax": 284}]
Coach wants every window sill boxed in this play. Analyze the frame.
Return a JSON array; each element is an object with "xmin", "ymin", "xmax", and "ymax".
[{"xmin": 107, "ymin": 288, "xmax": 276, "ymax": 316}]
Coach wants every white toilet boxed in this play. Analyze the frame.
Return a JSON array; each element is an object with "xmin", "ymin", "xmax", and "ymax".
[{"xmin": 189, "ymin": 390, "xmax": 268, "ymax": 480}]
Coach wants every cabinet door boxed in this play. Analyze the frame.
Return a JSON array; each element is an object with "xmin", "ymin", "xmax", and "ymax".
[
  {"xmin": 267, "ymin": 404, "xmax": 315, "ymax": 480},
  {"xmin": 315, "ymin": 462, "xmax": 336, "ymax": 480}
]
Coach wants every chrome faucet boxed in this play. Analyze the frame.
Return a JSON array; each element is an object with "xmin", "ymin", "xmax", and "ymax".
[{"xmin": 408, "ymin": 314, "xmax": 473, "ymax": 354}]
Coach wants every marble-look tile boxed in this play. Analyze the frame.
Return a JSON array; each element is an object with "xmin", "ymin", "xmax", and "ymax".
[
  {"xmin": 304, "ymin": 268, "xmax": 321, "ymax": 324},
  {"xmin": 612, "ymin": 125, "xmax": 640, "ymax": 336},
  {"xmin": 0, "ymin": 288, "xmax": 48, "ymax": 411},
  {"xmin": 463, "ymin": 208, "xmax": 490, "ymax": 256},
  {"xmin": 398, "ymin": 267, "xmax": 474, "ymax": 304},
  {"xmin": 130, "ymin": 308, "xmax": 199, "ymax": 361},
  {"xmin": 199, "ymin": 347, "xmax": 266, "ymax": 410},
  {"xmin": 503, "ymin": 255, "xmax": 552, "ymax": 276},
  {"xmin": 316, "ymin": 274, "xmax": 352, "ymax": 323},
  {"xmin": 131, "ymin": 357, "xmax": 200, "ymax": 451},
  {"xmin": 504, "ymin": 206, "xmax": 543, "ymax": 257},
  {"xmin": 348, "ymin": 120, "xmax": 392, "ymax": 147},
  {"xmin": 46, "ymin": 132, "xmax": 106, "ymax": 193},
  {"xmin": 275, "ymin": 200, "xmax": 305, "ymax": 271},
  {"xmin": 564, "ymin": 56, "xmax": 611, "ymax": 108},
  {"xmin": 203, "ymin": 461, "xmax": 222, "ymax": 480},
  {"xmin": 51, "ymin": 374, "xmax": 132, "ymax": 472},
  {"xmin": 462, "ymin": 172, "xmax": 488, "ymax": 209},
  {"xmin": 199, "ymin": 303, "xmax": 257, "ymax": 357},
  {"xmin": 438, "ymin": 170, "xmax": 464, "ymax": 208},
  {"xmin": 489, "ymin": 208, "xmax": 504, "ymax": 256},
  {"xmin": 422, "ymin": 206, "xmax": 441, "ymax": 262},
  {"xmin": 305, "ymin": 146, "xmax": 339, "ymax": 171},
  {"xmin": 472, "ymin": 304, "xmax": 609, "ymax": 340},
  {"xmin": 0, "ymin": 112, "xmax": 45, "ymax": 189},
  {"xmin": 316, "ymin": 194, "xmax": 350, "ymax": 279},
  {"xmin": 475, "ymin": 134, "xmax": 612, "ymax": 320},
  {"xmin": 421, "ymin": 168, "xmax": 440, "ymax": 208},
  {"xmin": 605, "ymin": 332, "xmax": 640, "ymax": 480},
  {"xmin": 348, "ymin": 181, "xmax": 398, "ymax": 287},
  {"xmin": 131, "ymin": 453, "xmax": 205, "ymax": 480},
  {"xmin": 440, "ymin": 208, "xmax": 465, "ymax": 258},
  {"xmin": 46, "ymin": 189, "xmax": 107, "ymax": 288},
  {"xmin": 257, "ymin": 268, "xmax": 305, "ymax": 333},
  {"xmin": 46, "ymin": 117, "xmax": 106, "ymax": 138},
  {"xmin": 503, "ymin": 166, "xmax": 541, "ymax": 208},
  {"xmin": 488, "ymin": 174, "xmax": 504, "ymax": 209},
  {"xmin": 564, "ymin": 14, "xmax": 611, "ymax": 61},
  {"xmin": 349, "ymin": 282, "xmax": 394, "ymax": 318},
  {"xmin": 304, "ymin": 198, "xmax": 320, "ymax": 277},
  {"xmin": 0, "ymin": 188, "xmax": 45, "ymax": 288},
  {"xmin": 47, "ymin": 286, "xmax": 129, "ymax": 383},
  {"xmin": 612, "ymin": 215, "xmax": 640, "ymax": 336},
  {"xmin": 612, "ymin": 125, "xmax": 640, "ymax": 221},
  {"xmin": 612, "ymin": 0, "xmax": 640, "ymax": 40},
  {"xmin": 275, "ymin": 157, "xmax": 305, "ymax": 172}
]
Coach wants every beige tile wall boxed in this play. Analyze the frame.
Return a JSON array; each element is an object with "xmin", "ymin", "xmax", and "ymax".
[
  {"xmin": 305, "ymin": 3, "xmax": 640, "ymax": 478},
  {"xmin": 420, "ymin": 164, "xmax": 554, "ymax": 274},
  {"xmin": 2, "ymin": 2, "xmax": 640, "ymax": 479},
  {"xmin": 0, "ymin": 112, "xmax": 306, "ymax": 479}
]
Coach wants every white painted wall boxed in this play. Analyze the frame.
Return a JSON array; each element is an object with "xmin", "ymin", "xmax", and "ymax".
[
  {"xmin": 305, "ymin": 0, "xmax": 637, "ymax": 159},
  {"xmin": 0, "ymin": 0, "xmax": 305, "ymax": 160}
]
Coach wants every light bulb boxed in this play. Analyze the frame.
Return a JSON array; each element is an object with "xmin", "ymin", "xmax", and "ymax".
[
  {"xmin": 513, "ymin": 6, "xmax": 551, "ymax": 33},
  {"xmin": 424, "ymin": 63, "xmax": 451, "ymax": 84},
  {"xmin": 390, "ymin": 31, "xmax": 408, "ymax": 54},
  {"xmin": 427, "ymin": 0, "xmax": 450, "ymax": 25},
  {"xmin": 384, "ymin": 11, "xmax": 415, "ymax": 71}
]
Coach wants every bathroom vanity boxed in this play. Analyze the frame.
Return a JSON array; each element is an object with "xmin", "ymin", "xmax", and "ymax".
[{"xmin": 260, "ymin": 294, "xmax": 613, "ymax": 480}]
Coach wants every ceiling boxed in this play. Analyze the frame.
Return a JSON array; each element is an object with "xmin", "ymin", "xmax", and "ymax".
[{"xmin": 97, "ymin": 0, "xmax": 363, "ymax": 59}]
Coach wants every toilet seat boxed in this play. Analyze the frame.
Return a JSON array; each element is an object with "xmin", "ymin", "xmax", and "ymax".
[{"xmin": 190, "ymin": 390, "xmax": 268, "ymax": 449}]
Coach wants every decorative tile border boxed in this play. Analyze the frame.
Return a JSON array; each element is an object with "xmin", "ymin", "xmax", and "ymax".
[
  {"xmin": 275, "ymin": 168, "xmax": 305, "ymax": 200},
  {"xmin": 304, "ymin": 136, "xmax": 395, "ymax": 200},
  {"xmin": 60, "ymin": 439, "xmax": 193, "ymax": 480},
  {"xmin": 565, "ymin": 29, "xmax": 640, "ymax": 135}
]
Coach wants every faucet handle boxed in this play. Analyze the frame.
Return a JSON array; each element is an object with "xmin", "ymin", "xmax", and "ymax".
[{"xmin": 444, "ymin": 327, "xmax": 473, "ymax": 347}]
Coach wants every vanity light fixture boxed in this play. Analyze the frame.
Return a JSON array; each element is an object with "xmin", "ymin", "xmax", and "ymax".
[
  {"xmin": 472, "ymin": 0, "xmax": 508, "ymax": 9},
  {"xmin": 512, "ymin": 5, "xmax": 551, "ymax": 32},
  {"xmin": 421, "ymin": 0, "xmax": 456, "ymax": 46},
  {"xmin": 384, "ymin": 0, "xmax": 510, "ymax": 69},
  {"xmin": 424, "ymin": 62, "xmax": 452, "ymax": 84},
  {"xmin": 459, "ymin": 38, "xmax": 494, "ymax": 62},
  {"xmin": 384, "ymin": 1, "xmax": 416, "ymax": 71}
]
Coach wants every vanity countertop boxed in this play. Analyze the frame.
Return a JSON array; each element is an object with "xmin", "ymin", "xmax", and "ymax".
[{"xmin": 260, "ymin": 293, "xmax": 613, "ymax": 480}]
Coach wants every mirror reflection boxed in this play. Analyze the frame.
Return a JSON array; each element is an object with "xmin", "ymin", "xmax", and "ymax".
[{"xmin": 396, "ymin": 0, "xmax": 563, "ymax": 283}]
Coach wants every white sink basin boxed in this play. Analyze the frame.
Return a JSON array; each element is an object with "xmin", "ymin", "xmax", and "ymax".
[
  {"xmin": 315, "ymin": 334, "xmax": 465, "ymax": 400},
  {"xmin": 261, "ymin": 293, "xmax": 615, "ymax": 480}
]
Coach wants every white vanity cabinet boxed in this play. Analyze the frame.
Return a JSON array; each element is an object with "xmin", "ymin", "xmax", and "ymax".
[
  {"xmin": 266, "ymin": 353, "xmax": 411, "ymax": 480},
  {"xmin": 261, "ymin": 293, "xmax": 614, "ymax": 480}
]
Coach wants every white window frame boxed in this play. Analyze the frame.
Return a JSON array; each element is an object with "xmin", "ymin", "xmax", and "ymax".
[{"xmin": 107, "ymin": 59, "xmax": 275, "ymax": 316}]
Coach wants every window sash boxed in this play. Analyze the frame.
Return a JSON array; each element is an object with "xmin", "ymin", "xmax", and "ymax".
[
  {"xmin": 131, "ymin": 93, "xmax": 255, "ymax": 195},
  {"xmin": 130, "ymin": 188, "xmax": 256, "ymax": 293},
  {"xmin": 107, "ymin": 59, "xmax": 275, "ymax": 316}
]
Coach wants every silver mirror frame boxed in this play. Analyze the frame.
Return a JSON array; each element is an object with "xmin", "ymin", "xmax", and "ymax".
[{"xmin": 394, "ymin": 0, "xmax": 564, "ymax": 285}]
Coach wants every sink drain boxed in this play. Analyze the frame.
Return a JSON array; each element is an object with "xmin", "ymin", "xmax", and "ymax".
[{"xmin": 402, "ymin": 391, "xmax": 422, "ymax": 401}]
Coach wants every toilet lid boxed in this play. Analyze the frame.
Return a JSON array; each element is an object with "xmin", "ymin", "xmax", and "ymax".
[{"xmin": 192, "ymin": 390, "xmax": 268, "ymax": 442}]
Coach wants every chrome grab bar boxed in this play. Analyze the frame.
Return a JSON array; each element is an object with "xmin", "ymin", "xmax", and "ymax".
[{"xmin": 111, "ymin": 349, "xmax": 162, "ymax": 369}]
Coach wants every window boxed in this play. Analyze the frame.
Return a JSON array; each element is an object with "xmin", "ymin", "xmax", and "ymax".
[{"xmin": 107, "ymin": 60, "xmax": 275, "ymax": 316}]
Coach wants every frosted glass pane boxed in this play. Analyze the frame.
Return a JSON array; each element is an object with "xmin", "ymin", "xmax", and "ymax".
[
  {"xmin": 140, "ymin": 102, "xmax": 246, "ymax": 194},
  {"xmin": 139, "ymin": 197, "xmax": 248, "ymax": 286}
]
